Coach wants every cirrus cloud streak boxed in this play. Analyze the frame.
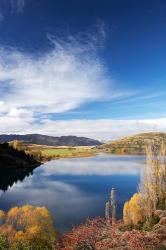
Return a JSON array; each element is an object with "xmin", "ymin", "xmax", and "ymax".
[{"xmin": 0, "ymin": 36, "xmax": 112, "ymax": 115}]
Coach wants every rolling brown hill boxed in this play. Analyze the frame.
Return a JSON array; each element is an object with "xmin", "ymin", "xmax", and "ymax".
[{"xmin": 99, "ymin": 132, "xmax": 166, "ymax": 155}]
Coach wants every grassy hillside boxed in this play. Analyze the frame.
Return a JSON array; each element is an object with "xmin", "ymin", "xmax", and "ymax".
[{"xmin": 99, "ymin": 132, "xmax": 166, "ymax": 155}]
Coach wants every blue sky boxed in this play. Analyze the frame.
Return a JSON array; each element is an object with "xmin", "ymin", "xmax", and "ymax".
[{"xmin": 0, "ymin": 0, "xmax": 166, "ymax": 140}]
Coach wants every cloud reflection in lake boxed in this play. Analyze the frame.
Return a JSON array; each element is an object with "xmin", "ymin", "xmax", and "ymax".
[
  {"xmin": 0, "ymin": 154, "xmax": 145, "ymax": 232},
  {"xmin": 40, "ymin": 154, "xmax": 145, "ymax": 176}
]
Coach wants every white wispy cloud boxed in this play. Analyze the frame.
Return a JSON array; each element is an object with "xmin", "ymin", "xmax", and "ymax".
[
  {"xmin": 0, "ymin": 36, "xmax": 112, "ymax": 115},
  {"xmin": 0, "ymin": 31, "xmax": 164, "ymax": 140},
  {"xmin": 0, "ymin": 32, "xmax": 135, "ymax": 138}
]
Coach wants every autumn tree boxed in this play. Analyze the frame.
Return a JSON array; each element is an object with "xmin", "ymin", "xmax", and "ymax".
[
  {"xmin": 123, "ymin": 143, "xmax": 166, "ymax": 226},
  {"xmin": 28, "ymin": 149, "xmax": 42, "ymax": 161},
  {"xmin": 139, "ymin": 143, "xmax": 166, "ymax": 223},
  {"xmin": 0, "ymin": 235, "xmax": 9, "ymax": 250},
  {"xmin": 12, "ymin": 140, "xmax": 22, "ymax": 151},
  {"xmin": 0, "ymin": 205, "xmax": 56, "ymax": 249},
  {"xmin": 123, "ymin": 193, "xmax": 143, "ymax": 225},
  {"xmin": 0, "ymin": 211, "xmax": 5, "ymax": 226}
]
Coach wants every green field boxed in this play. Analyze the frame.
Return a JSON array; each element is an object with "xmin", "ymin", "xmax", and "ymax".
[
  {"xmin": 40, "ymin": 146, "xmax": 98, "ymax": 160},
  {"xmin": 9, "ymin": 141, "xmax": 99, "ymax": 161}
]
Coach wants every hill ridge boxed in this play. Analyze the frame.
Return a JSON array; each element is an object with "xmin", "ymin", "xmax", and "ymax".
[
  {"xmin": 100, "ymin": 132, "xmax": 166, "ymax": 155},
  {"xmin": 0, "ymin": 134, "xmax": 102, "ymax": 147}
]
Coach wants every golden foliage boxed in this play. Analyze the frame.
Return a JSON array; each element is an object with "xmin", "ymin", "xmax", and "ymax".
[
  {"xmin": 123, "ymin": 193, "xmax": 143, "ymax": 225},
  {"xmin": 0, "ymin": 205, "xmax": 56, "ymax": 249},
  {"xmin": 0, "ymin": 225, "xmax": 16, "ymax": 244},
  {"xmin": 123, "ymin": 143, "xmax": 166, "ymax": 226},
  {"xmin": 12, "ymin": 140, "xmax": 22, "ymax": 150},
  {"xmin": 0, "ymin": 210, "xmax": 5, "ymax": 226},
  {"xmin": 140, "ymin": 143, "xmax": 166, "ymax": 222}
]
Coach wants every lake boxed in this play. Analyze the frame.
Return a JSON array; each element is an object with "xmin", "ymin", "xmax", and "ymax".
[{"xmin": 0, "ymin": 154, "xmax": 145, "ymax": 232}]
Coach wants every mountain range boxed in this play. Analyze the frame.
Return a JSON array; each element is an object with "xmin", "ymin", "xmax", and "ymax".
[{"xmin": 0, "ymin": 134, "xmax": 102, "ymax": 147}]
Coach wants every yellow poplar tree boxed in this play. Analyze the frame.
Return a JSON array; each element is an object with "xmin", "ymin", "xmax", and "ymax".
[{"xmin": 123, "ymin": 193, "xmax": 143, "ymax": 225}]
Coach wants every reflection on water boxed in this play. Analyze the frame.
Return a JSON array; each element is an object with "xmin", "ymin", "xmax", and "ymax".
[
  {"xmin": 0, "ymin": 167, "xmax": 37, "ymax": 191},
  {"xmin": 41, "ymin": 154, "xmax": 145, "ymax": 176},
  {"xmin": 0, "ymin": 154, "xmax": 145, "ymax": 232}
]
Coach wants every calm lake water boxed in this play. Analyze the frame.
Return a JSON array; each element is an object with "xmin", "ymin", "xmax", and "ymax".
[{"xmin": 0, "ymin": 154, "xmax": 145, "ymax": 232}]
